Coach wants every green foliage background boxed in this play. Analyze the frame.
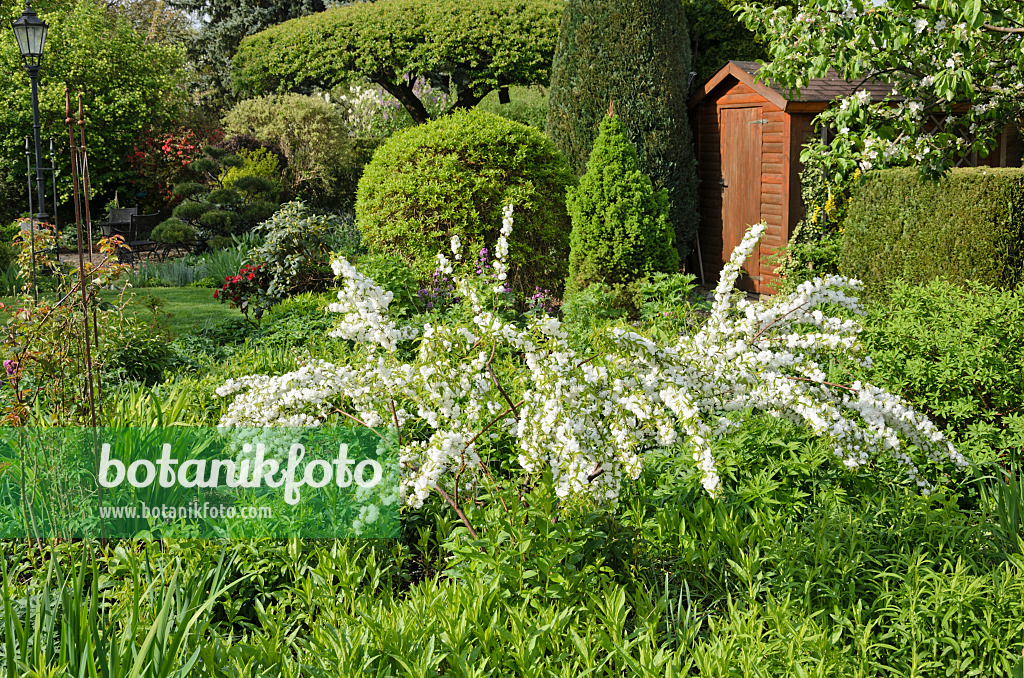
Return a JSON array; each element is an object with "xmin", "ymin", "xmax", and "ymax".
[
  {"xmin": 0, "ymin": 0, "xmax": 185, "ymax": 223},
  {"xmin": 222, "ymin": 93, "xmax": 376, "ymax": 209},
  {"xmin": 682, "ymin": 0, "xmax": 788, "ymax": 84},
  {"xmin": 546, "ymin": 0, "xmax": 699, "ymax": 259},
  {"xmin": 165, "ymin": 0, "xmax": 326, "ymax": 110},
  {"xmin": 853, "ymin": 279, "xmax": 1024, "ymax": 468},
  {"xmin": 566, "ymin": 115, "xmax": 679, "ymax": 296},
  {"xmin": 841, "ymin": 168, "xmax": 1024, "ymax": 297}
]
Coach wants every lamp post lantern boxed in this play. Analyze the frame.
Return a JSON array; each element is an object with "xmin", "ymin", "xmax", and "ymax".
[{"xmin": 11, "ymin": 1, "xmax": 49, "ymax": 223}]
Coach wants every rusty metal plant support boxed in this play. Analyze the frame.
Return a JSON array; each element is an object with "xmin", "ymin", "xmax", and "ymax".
[
  {"xmin": 65, "ymin": 89, "xmax": 98, "ymax": 430},
  {"xmin": 76, "ymin": 97, "xmax": 94, "ymax": 261}
]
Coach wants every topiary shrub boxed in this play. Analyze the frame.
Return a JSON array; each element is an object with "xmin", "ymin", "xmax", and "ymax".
[
  {"xmin": 566, "ymin": 114, "xmax": 679, "ymax": 296},
  {"xmin": 356, "ymin": 108, "xmax": 576, "ymax": 297},
  {"xmin": 231, "ymin": 0, "xmax": 561, "ymax": 125},
  {"xmin": 160, "ymin": 146, "xmax": 280, "ymax": 244},
  {"xmin": 151, "ymin": 218, "xmax": 196, "ymax": 247},
  {"xmin": 546, "ymin": 0, "xmax": 699, "ymax": 259},
  {"xmin": 840, "ymin": 167, "xmax": 1024, "ymax": 298}
]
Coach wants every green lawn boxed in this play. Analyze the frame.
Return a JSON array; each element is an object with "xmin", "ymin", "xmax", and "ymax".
[{"xmin": 1, "ymin": 286, "xmax": 243, "ymax": 338}]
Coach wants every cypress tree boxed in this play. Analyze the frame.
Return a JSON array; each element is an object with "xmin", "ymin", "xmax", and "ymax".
[
  {"xmin": 546, "ymin": 0, "xmax": 699, "ymax": 259},
  {"xmin": 566, "ymin": 113, "xmax": 679, "ymax": 296}
]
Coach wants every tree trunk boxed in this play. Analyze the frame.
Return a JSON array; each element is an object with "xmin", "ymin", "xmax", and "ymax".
[{"xmin": 377, "ymin": 79, "xmax": 431, "ymax": 125}]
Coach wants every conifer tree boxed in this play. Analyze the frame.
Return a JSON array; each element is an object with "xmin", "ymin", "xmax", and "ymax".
[
  {"xmin": 547, "ymin": 0, "xmax": 699, "ymax": 258},
  {"xmin": 566, "ymin": 112, "xmax": 679, "ymax": 296}
]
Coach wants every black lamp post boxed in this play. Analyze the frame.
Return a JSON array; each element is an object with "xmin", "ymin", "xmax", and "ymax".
[{"xmin": 11, "ymin": 1, "xmax": 48, "ymax": 223}]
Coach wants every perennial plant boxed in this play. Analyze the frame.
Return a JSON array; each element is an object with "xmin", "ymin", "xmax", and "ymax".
[{"xmin": 217, "ymin": 211, "xmax": 966, "ymax": 510}]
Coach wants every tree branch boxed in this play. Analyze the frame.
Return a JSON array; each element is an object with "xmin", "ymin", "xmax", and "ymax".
[
  {"xmin": 983, "ymin": 23, "xmax": 1024, "ymax": 33},
  {"xmin": 433, "ymin": 483, "xmax": 478, "ymax": 539},
  {"xmin": 376, "ymin": 77, "xmax": 431, "ymax": 125}
]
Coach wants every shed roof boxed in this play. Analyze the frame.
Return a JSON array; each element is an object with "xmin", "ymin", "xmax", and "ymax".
[{"xmin": 691, "ymin": 60, "xmax": 898, "ymax": 113}]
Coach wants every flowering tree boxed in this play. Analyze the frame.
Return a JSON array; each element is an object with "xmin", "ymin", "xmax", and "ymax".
[
  {"xmin": 740, "ymin": 0, "xmax": 1024, "ymax": 179},
  {"xmin": 216, "ymin": 211, "xmax": 967, "ymax": 527}
]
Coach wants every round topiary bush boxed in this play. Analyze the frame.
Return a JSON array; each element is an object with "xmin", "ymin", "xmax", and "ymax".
[
  {"xmin": 356, "ymin": 109, "xmax": 576, "ymax": 297},
  {"xmin": 151, "ymin": 218, "xmax": 196, "ymax": 246}
]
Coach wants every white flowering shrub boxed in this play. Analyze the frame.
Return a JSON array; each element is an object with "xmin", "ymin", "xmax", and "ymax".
[{"xmin": 217, "ymin": 210, "xmax": 967, "ymax": 513}]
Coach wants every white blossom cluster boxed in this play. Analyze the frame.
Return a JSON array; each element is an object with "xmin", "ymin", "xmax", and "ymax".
[
  {"xmin": 217, "ymin": 215, "xmax": 966, "ymax": 509},
  {"xmin": 327, "ymin": 257, "xmax": 418, "ymax": 352}
]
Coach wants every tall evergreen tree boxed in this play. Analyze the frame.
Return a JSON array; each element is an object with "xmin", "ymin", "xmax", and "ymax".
[{"xmin": 546, "ymin": 0, "xmax": 699, "ymax": 259}]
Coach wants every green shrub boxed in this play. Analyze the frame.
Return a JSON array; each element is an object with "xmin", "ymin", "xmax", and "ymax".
[
  {"xmin": 546, "ymin": 0, "xmax": 699, "ymax": 258},
  {"xmin": 151, "ymin": 218, "xmax": 197, "ymax": 247},
  {"xmin": 566, "ymin": 114, "xmax": 679, "ymax": 296},
  {"xmin": 247, "ymin": 292, "xmax": 338, "ymax": 348},
  {"xmin": 222, "ymin": 94, "xmax": 373, "ymax": 209},
  {"xmin": 222, "ymin": 147, "xmax": 283, "ymax": 193},
  {"xmin": 841, "ymin": 167, "xmax": 1024, "ymax": 297},
  {"xmin": 850, "ymin": 279, "xmax": 1024, "ymax": 467},
  {"xmin": 248, "ymin": 201, "xmax": 351, "ymax": 306},
  {"xmin": 102, "ymin": 314, "xmax": 175, "ymax": 385},
  {"xmin": 477, "ymin": 86, "xmax": 549, "ymax": 130},
  {"xmin": 356, "ymin": 108, "xmax": 576, "ymax": 297}
]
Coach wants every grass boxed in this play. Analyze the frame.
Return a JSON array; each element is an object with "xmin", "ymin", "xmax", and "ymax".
[{"xmin": 0, "ymin": 286, "xmax": 242, "ymax": 338}]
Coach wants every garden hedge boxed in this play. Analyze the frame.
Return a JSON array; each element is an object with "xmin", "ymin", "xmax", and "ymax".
[
  {"xmin": 841, "ymin": 167, "xmax": 1024, "ymax": 296},
  {"xmin": 356, "ymin": 109, "xmax": 576, "ymax": 297}
]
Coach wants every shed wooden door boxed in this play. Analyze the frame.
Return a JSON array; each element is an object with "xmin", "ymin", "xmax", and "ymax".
[{"xmin": 720, "ymin": 107, "xmax": 763, "ymax": 290}]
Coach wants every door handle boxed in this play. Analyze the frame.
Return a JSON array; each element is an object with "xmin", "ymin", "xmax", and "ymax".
[{"xmin": 719, "ymin": 178, "xmax": 727, "ymax": 188}]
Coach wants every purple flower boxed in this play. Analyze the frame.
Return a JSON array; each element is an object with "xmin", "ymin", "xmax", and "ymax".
[{"xmin": 4, "ymin": 360, "xmax": 17, "ymax": 377}]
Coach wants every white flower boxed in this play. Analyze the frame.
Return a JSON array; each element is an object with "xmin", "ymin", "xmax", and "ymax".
[
  {"xmin": 216, "ymin": 213, "xmax": 965, "ymax": 511},
  {"xmin": 914, "ymin": 18, "xmax": 928, "ymax": 33}
]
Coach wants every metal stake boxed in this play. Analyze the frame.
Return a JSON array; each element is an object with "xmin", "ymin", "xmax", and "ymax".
[
  {"xmin": 65, "ymin": 89, "xmax": 97, "ymax": 431},
  {"xmin": 77, "ymin": 95, "xmax": 94, "ymax": 260}
]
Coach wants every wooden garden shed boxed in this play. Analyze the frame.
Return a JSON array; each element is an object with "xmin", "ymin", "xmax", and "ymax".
[{"xmin": 690, "ymin": 60, "xmax": 1023, "ymax": 294}]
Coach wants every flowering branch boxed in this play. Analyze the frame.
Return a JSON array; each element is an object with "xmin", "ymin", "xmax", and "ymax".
[{"xmin": 217, "ymin": 215, "xmax": 967, "ymax": 513}]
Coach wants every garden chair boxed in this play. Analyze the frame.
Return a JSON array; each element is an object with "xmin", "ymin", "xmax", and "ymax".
[{"xmin": 129, "ymin": 212, "xmax": 161, "ymax": 259}]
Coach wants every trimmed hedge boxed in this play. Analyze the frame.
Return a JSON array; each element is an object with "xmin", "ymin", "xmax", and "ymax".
[
  {"xmin": 356, "ymin": 109, "xmax": 576, "ymax": 296},
  {"xmin": 841, "ymin": 168, "xmax": 1024, "ymax": 296}
]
